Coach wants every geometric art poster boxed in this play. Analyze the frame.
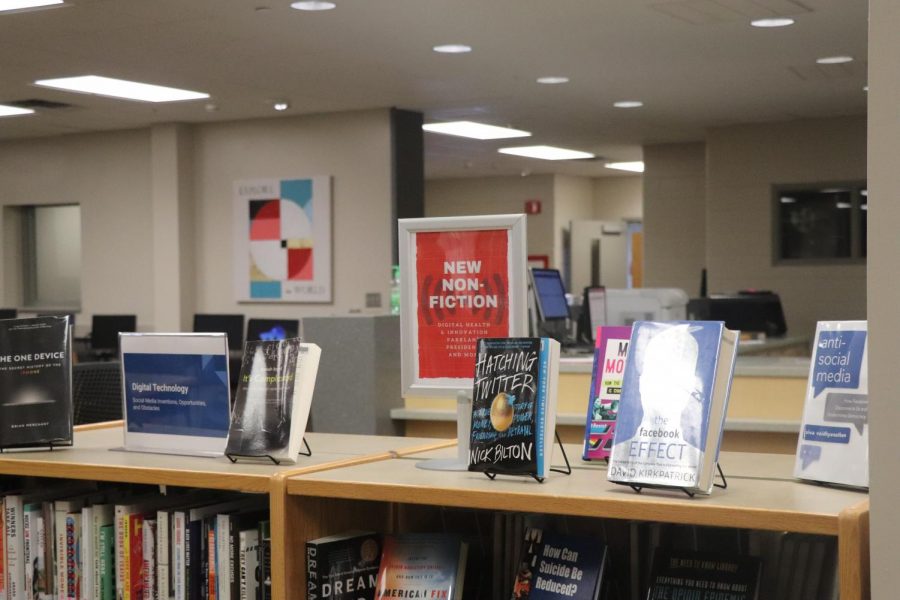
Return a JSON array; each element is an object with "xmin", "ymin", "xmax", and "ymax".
[{"xmin": 233, "ymin": 176, "xmax": 332, "ymax": 302}]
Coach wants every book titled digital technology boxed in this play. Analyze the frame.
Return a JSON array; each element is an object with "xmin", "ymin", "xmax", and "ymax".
[
  {"xmin": 306, "ymin": 531, "xmax": 381, "ymax": 600},
  {"xmin": 582, "ymin": 326, "xmax": 631, "ymax": 461},
  {"xmin": 794, "ymin": 321, "xmax": 868, "ymax": 489},
  {"xmin": 607, "ymin": 321, "xmax": 738, "ymax": 495},
  {"xmin": 511, "ymin": 528, "xmax": 607, "ymax": 600},
  {"xmin": 120, "ymin": 333, "xmax": 231, "ymax": 457},
  {"xmin": 374, "ymin": 534, "xmax": 467, "ymax": 600},
  {"xmin": 646, "ymin": 549, "xmax": 760, "ymax": 600},
  {"xmin": 225, "ymin": 339, "xmax": 321, "ymax": 464},
  {"xmin": 0, "ymin": 316, "xmax": 73, "ymax": 450},
  {"xmin": 468, "ymin": 337, "xmax": 561, "ymax": 480}
]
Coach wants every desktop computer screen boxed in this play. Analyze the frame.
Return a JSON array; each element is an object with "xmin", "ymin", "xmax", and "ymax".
[
  {"xmin": 246, "ymin": 318, "xmax": 300, "ymax": 342},
  {"xmin": 530, "ymin": 268, "xmax": 570, "ymax": 321},
  {"xmin": 193, "ymin": 314, "xmax": 245, "ymax": 351},
  {"xmin": 91, "ymin": 314, "xmax": 137, "ymax": 350}
]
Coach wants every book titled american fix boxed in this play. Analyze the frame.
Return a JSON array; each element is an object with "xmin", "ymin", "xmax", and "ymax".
[
  {"xmin": 607, "ymin": 321, "xmax": 739, "ymax": 495},
  {"xmin": 646, "ymin": 549, "xmax": 761, "ymax": 600},
  {"xmin": 794, "ymin": 321, "xmax": 868, "ymax": 489},
  {"xmin": 306, "ymin": 531, "xmax": 381, "ymax": 600},
  {"xmin": 468, "ymin": 338, "xmax": 560, "ymax": 479},
  {"xmin": 225, "ymin": 339, "xmax": 321, "ymax": 464},
  {"xmin": 0, "ymin": 316, "xmax": 72, "ymax": 450},
  {"xmin": 374, "ymin": 534, "xmax": 467, "ymax": 600},
  {"xmin": 510, "ymin": 528, "xmax": 607, "ymax": 600},
  {"xmin": 582, "ymin": 326, "xmax": 631, "ymax": 461}
]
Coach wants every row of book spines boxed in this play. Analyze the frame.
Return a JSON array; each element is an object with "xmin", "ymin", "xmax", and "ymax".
[{"xmin": 0, "ymin": 496, "xmax": 270, "ymax": 600}]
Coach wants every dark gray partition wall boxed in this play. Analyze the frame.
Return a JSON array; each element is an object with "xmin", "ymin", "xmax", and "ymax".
[{"xmin": 303, "ymin": 315, "xmax": 402, "ymax": 436}]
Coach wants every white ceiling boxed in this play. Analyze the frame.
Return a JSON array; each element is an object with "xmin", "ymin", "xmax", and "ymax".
[{"xmin": 0, "ymin": 0, "xmax": 868, "ymax": 179}]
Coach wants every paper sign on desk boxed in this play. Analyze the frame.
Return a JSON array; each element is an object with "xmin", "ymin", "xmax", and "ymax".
[{"xmin": 120, "ymin": 333, "xmax": 231, "ymax": 457}]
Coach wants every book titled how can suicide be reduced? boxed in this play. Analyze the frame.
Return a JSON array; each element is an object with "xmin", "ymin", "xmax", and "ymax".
[{"xmin": 606, "ymin": 321, "xmax": 739, "ymax": 495}]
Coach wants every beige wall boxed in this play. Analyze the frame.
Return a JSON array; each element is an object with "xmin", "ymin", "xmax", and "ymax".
[
  {"xmin": 868, "ymin": 0, "xmax": 898, "ymax": 595},
  {"xmin": 552, "ymin": 175, "xmax": 594, "ymax": 270},
  {"xmin": 0, "ymin": 129, "xmax": 155, "ymax": 325},
  {"xmin": 425, "ymin": 175, "xmax": 555, "ymax": 263},
  {"xmin": 593, "ymin": 175, "xmax": 642, "ymax": 221},
  {"xmin": 642, "ymin": 142, "xmax": 707, "ymax": 295},
  {"xmin": 705, "ymin": 116, "xmax": 867, "ymax": 338}
]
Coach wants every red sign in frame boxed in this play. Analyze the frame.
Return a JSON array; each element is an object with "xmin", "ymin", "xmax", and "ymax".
[{"xmin": 399, "ymin": 215, "xmax": 527, "ymax": 397}]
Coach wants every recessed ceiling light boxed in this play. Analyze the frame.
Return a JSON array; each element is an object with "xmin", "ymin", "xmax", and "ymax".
[
  {"xmin": 861, "ymin": 189, "xmax": 868, "ymax": 197},
  {"xmin": 614, "ymin": 101, "xmax": 643, "ymax": 108},
  {"xmin": 780, "ymin": 197, "xmax": 797, "ymax": 204},
  {"xmin": 34, "ymin": 75, "xmax": 209, "ymax": 102},
  {"xmin": 835, "ymin": 202, "xmax": 852, "ymax": 209},
  {"xmin": 750, "ymin": 17, "xmax": 795, "ymax": 27},
  {"xmin": 816, "ymin": 56, "xmax": 853, "ymax": 65},
  {"xmin": 536, "ymin": 76, "xmax": 569, "ymax": 85},
  {"xmin": 498, "ymin": 145, "xmax": 594, "ymax": 161},
  {"xmin": 273, "ymin": 101, "xmax": 290, "ymax": 111},
  {"xmin": 423, "ymin": 121, "xmax": 530, "ymax": 140},
  {"xmin": 433, "ymin": 44, "xmax": 472, "ymax": 54},
  {"xmin": 864, "ymin": 85, "xmax": 869, "ymax": 92},
  {"xmin": 861, "ymin": 203, "xmax": 868, "ymax": 211},
  {"xmin": 0, "ymin": 104, "xmax": 35, "ymax": 117},
  {"xmin": 605, "ymin": 161, "xmax": 645, "ymax": 173},
  {"xmin": 290, "ymin": 1, "xmax": 335, "ymax": 10},
  {"xmin": 0, "ymin": 0, "xmax": 63, "ymax": 13}
]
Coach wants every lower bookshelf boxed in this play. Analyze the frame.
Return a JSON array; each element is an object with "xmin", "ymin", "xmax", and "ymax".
[{"xmin": 284, "ymin": 444, "xmax": 870, "ymax": 600}]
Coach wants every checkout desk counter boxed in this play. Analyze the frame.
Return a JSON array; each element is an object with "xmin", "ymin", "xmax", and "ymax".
[{"xmin": 392, "ymin": 341, "xmax": 811, "ymax": 455}]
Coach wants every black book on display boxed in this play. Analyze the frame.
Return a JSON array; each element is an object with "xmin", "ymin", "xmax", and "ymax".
[{"xmin": 0, "ymin": 316, "xmax": 72, "ymax": 449}]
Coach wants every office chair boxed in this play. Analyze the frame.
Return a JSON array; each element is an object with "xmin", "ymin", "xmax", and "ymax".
[{"xmin": 72, "ymin": 361, "xmax": 123, "ymax": 425}]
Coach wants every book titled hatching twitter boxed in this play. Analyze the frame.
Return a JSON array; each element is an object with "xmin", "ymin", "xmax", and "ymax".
[{"xmin": 794, "ymin": 321, "xmax": 868, "ymax": 489}]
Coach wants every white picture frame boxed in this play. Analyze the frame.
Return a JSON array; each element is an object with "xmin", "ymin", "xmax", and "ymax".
[
  {"xmin": 399, "ymin": 214, "xmax": 528, "ymax": 398},
  {"xmin": 233, "ymin": 176, "xmax": 332, "ymax": 303}
]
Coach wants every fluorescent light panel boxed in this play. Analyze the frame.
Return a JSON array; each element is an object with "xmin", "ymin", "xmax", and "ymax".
[
  {"xmin": 498, "ymin": 145, "xmax": 594, "ymax": 160},
  {"xmin": 750, "ymin": 17, "xmax": 794, "ymax": 27},
  {"xmin": 605, "ymin": 161, "xmax": 645, "ymax": 173},
  {"xmin": 34, "ymin": 75, "xmax": 209, "ymax": 103},
  {"xmin": 536, "ymin": 76, "xmax": 569, "ymax": 85},
  {"xmin": 433, "ymin": 44, "xmax": 472, "ymax": 54},
  {"xmin": 423, "ymin": 121, "xmax": 530, "ymax": 140},
  {"xmin": 614, "ymin": 100, "xmax": 643, "ymax": 108},
  {"xmin": 0, "ymin": 104, "xmax": 34, "ymax": 117},
  {"xmin": 290, "ymin": 1, "xmax": 336, "ymax": 10},
  {"xmin": 816, "ymin": 55, "xmax": 853, "ymax": 65},
  {"xmin": 0, "ymin": 0, "xmax": 63, "ymax": 12}
]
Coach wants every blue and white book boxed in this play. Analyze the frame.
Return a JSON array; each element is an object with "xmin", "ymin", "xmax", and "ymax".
[
  {"xmin": 468, "ymin": 337, "xmax": 560, "ymax": 480},
  {"xmin": 794, "ymin": 321, "xmax": 868, "ymax": 489},
  {"xmin": 607, "ymin": 321, "xmax": 739, "ymax": 494}
]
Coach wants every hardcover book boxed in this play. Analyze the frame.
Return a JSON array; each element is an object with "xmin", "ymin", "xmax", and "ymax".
[
  {"xmin": 646, "ymin": 549, "xmax": 760, "ymax": 600},
  {"xmin": 0, "ymin": 317, "xmax": 72, "ymax": 450},
  {"xmin": 306, "ymin": 531, "xmax": 381, "ymax": 600},
  {"xmin": 510, "ymin": 528, "xmax": 607, "ymax": 600},
  {"xmin": 794, "ymin": 321, "xmax": 868, "ymax": 488},
  {"xmin": 468, "ymin": 338, "xmax": 561, "ymax": 479},
  {"xmin": 374, "ymin": 534, "xmax": 467, "ymax": 600},
  {"xmin": 582, "ymin": 326, "xmax": 631, "ymax": 460},
  {"xmin": 607, "ymin": 321, "xmax": 739, "ymax": 494},
  {"xmin": 225, "ymin": 340, "xmax": 322, "ymax": 464}
]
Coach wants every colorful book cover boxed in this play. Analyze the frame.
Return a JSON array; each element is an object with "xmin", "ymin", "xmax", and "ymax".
[
  {"xmin": 21, "ymin": 504, "xmax": 32, "ymax": 600},
  {"xmin": 98, "ymin": 525, "xmax": 114, "ymax": 600},
  {"xmin": 646, "ymin": 549, "xmax": 760, "ymax": 600},
  {"xmin": 306, "ymin": 531, "xmax": 381, "ymax": 600},
  {"xmin": 511, "ymin": 528, "xmax": 607, "ymax": 600},
  {"xmin": 127, "ymin": 513, "xmax": 143, "ymax": 600},
  {"xmin": 607, "ymin": 321, "xmax": 738, "ymax": 494},
  {"xmin": 468, "ymin": 338, "xmax": 560, "ymax": 479},
  {"xmin": 0, "ymin": 497, "xmax": 6, "ymax": 600},
  {"xmin": 582, "ymin": 326, "xmax": 631, "ymax": 460},
  {"xmin": 0, "ymin": 316, "xmax": 72, "ymax": 450},
  {"xmin": 225, "ymin": 340, "xmax": 321, "ymax": 463},
  {"xmin": 794, "ymin": 321, "xmax": 868, "ymax": 488},
  {"xmin": 374, "ymin": 534, "xmax": 467, "ymax": 600},
  {"xmin": 91, "ymin": 505, "xmax": 114, "ymax": 600},
  {"xmin": 65, "ymin": 513, "xmax": 80, "ymax": 600},
  {"xmin": 142, "ymin": 519, "xmax": 156, "ymax": 600}
]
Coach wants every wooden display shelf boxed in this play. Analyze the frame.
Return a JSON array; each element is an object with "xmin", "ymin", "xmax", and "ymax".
[{"xmin": 285, "ymin": 444, "xmax": 870, "ymax": 600}]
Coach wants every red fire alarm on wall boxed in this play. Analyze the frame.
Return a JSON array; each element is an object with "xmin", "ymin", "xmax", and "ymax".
[{"xmin": 524, "ymin": 199, "xmax": 542, "ymax": 214}]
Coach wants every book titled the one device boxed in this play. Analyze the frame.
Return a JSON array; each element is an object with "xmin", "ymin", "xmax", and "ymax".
[
  {"xmin": 0, "ymin": 316, "xmax": 72, "ymax": 450},
  {"xmin": 607, "ymin": 321, "xmax": 738, "ymax": 495},
  {"xmin": 225, "ymin": 339, "xmax": 321, "ymax": 464},
  {"xmin": 468, "ymin": 337, "xmax": 561, "ymax": 480},
  {"xmin": 794, "ymin": 320, "xmax": 868, "ymax": 489},
  {"xmin": 582, "ymin": 326, "xmax": 631, "ymax": 461}
]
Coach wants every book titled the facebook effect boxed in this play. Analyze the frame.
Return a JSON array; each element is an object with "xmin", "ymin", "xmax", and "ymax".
[
  {"xmin": 468, "ymin": 337, "xmax": 560, "ymax": 480},
  {"xmin": 607, "ymin": 321, "xmax": 738, "ymax": 495},
  {"xmin": 0, "ymin": 316, "xmax": 73, "ymax": 449}
]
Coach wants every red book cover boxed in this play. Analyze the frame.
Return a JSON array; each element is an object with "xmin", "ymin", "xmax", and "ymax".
[
  {"xmin": 128, "ymin": 514, "xmax": 144, "ymax": 600},
  {"xmin": 208, "ymin": 527, "xmax": 217, "ymax": 600}
]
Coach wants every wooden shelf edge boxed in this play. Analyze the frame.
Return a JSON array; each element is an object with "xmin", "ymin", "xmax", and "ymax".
[
  {"xmin": 839, "ymin": 498, "xmax": 871, "ymax": 600},
  {"xmin": 74, "ymin": 420, "xmax": 123, "ymax": 432}
]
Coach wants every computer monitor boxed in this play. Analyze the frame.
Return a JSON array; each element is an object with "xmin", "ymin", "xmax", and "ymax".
[
  {"xmin": 0, "ymin": 308, "xmax": 17, "ymax": 320},
  {"xmin": 687, "ymin": 292, "xmax": 787, "ymax": 336},
  {"xmin": 246, "ymin": 318, "xmax": 301, "ymax": 342},
  {"xmin": 605, "ymin": 288, "xmax": 688, "ymax": 326},
  {"xmin": 90, "ymin": 314, "xmax": 137, "ymax": 351},
  {"xmin": 576, "ymin": 286, "xmax": 607, "ymax": 343},
  {"xmin": 530, "ymin": 268, "xmax": 570, "ymax": 321},
  {"xmin": 193, "ymin": 314, "xmax": 245, "ymax": 351}
]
